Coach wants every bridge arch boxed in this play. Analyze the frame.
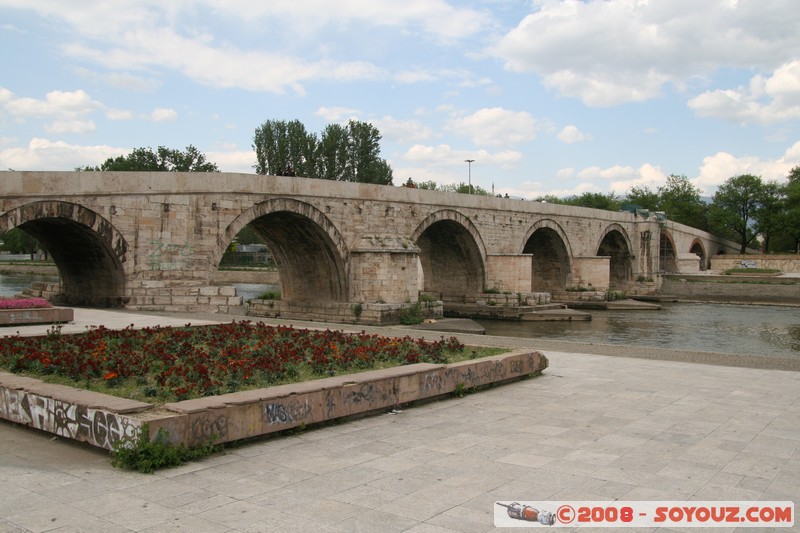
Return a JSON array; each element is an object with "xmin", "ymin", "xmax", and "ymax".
[
  {"xmin": 411, "ymin": 210, "xmax": 487, "ymax": 301},
  {"xmin": 596, "ymin": 224, "xmax": 634, "ymax": 289},
  {"xmin": 220, "ymin": 198, "xmax": 350, "ymax": 302},
  {"xmin": 522, "ymin": 219, "xmax": 573, "ymax": 291},
  {"xmin": 0, "ymin": 201, "xmax": 130, "ymax": 306},
  {"xmin": 689, "ymin": 239, "xmax": 708, "ymax": 270},
  {"xmin": 660, "ymin": 230, "xmax": 678, "ymax": 273}
]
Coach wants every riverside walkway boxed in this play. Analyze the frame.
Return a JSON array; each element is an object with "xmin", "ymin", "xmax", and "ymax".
[{"xmin": 1, "ymin": 309, "xmax": 798, "ymax": 532}]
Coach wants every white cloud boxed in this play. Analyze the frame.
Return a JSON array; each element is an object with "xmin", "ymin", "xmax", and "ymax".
[
  {"xmin": 204, "ymin": 0, "xmax": 488, "ymax": 41},
  {"xmin": 688, "ymin": 61, "xmax": 800, "ymax": 124},
  {"xmin": 2, "ymin": 88, "xmax": 101, "ymax": 134},
  {"xmin": 0, "ymin": 138, "xmax": 126, "ymax": 170},
  {"xmin": 206, "ymin": 148, "xmax": 256, "ymax": 173},
  {"xmin": 491, "ymin": 0, "xmax": 800, "ymax": 106},
  {"xmin": 557, "ymin": 125, "xmax": 592, "ymax": 144},
  {"xmin": 371, "ymin": 116, "xmax": 433, "ymax": 144},
  {"xmin": 447, "ymin": 107, "xmax": 537, "ymax": 147},
  {"xmin": 73, "ymin": 67, "xmax": 162, "ymax": 92},
  {"xmin": 149, "ymin": 108, "xmax": 177, "ymax": 122},
  {"xmin": 694, "ymin": 141, "xmax": 800, "ymax": 194},
  {"xmin": 403, "ymin": 143, "xmax": 522, "ymax": 169},
  {"xmin": 315, "ymin": 107, "xmax": 360, "ymax": 122},
  {"xmin": 45, "ymin": 119, "xmax": 95, "ymax": 134},
  {"xmin": 10, "ymin": 1, "xmax": 485, "ymax": 95},
  {"xmin": 105, "ymin": 109, "xmax": 134, "ymax": 120}
]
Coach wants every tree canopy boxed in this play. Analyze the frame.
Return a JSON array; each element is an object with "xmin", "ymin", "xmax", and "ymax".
[
  {"xmin": 79, "ymin": 145, "xmax": 219, "ymax": 172},
  {"xmin": 253, "ymin": 119, "xmax": 393, "ymax": 185}
]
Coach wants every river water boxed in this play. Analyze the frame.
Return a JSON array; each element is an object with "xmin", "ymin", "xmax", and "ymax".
[{"xmin": 2, "ymin": 273, "xmax": 798, "ymax": 358}]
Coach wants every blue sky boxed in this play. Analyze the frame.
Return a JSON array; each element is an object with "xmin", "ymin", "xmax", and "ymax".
[{"xmin": 2, "ymin": 0, "xmax": 799, "ymax": 199}]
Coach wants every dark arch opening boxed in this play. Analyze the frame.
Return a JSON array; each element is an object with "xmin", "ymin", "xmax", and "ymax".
[
  {"xmin": 11, "ymin": 218, "xmax": 127, "ymax": 307},
  {"xmin": 660, "ymin": 231, "xmax": 678, "ymax": 273},
  {"xmin": 597, "ymin": 230, "xmax": 633, "ymax": 289},
  {"xmin": 416, "ymin": 220, "xmax": 484, "ymax": 302},
  {"xmin": 523, "ymin": 227, "xmax": 570, "ymax": 291},
  {"xmin": 245, "ymin": 212, "xmax": 347, "ymax": 302},
  {"xmin": 690, "ymin": 241, "xmax": 708, "ymax": 271}
]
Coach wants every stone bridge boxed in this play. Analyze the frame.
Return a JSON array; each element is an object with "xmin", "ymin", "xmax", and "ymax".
[{"xmin": 0, "ymin": 171, "xmax": 738, "ymax": 323}]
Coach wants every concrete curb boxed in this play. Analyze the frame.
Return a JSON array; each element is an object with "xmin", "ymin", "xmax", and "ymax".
[{"xmin": 0, "ymin": 350, "xmax": 548, "ymax": 451}]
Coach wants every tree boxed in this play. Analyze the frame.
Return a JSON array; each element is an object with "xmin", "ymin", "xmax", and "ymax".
[
  {"xmin": 709, "ymin": 174, "xmax": 764, "ymax": 253},
  {"xmin": 564, "ymin": 192, "xmax": 622, "ymax": 211},
  {"xmin": 253, "ymin": 119, "xmax": 317, "ymax": 177},
  {"xmin": 754, "ymin": 180, "xmax": 786, "ymax": 252},
  {"xmin": 253, "ymin": 119, "xmax": 393, "ymax": 185},
  {"xmin": 344, "ymin": 120, "xmax": 392, "ymax": 185},
  {"xmin": 316, "ymin": 123, "xmax": 349, "ymax": 181},
  {"xmin": 782, "ymin": 166, "xmax": 800, "ymax": 252},
  {"xmin": 80, "ymin": 145, "xmax": 219, "ymax": 172},
  {"xmin": 658, "ymin": 174, "xmax": 708, "ymax": 230},
  {"xmin": 414, "ymin": 180, "xmax": 439, "ymax": 190},
  {"xmin": 441, "ymin": 183, "xmax": 492, "ymax": 195},
  {"xmin": 0, "ymin": 227, "xmax": 40, "ymax": 254},
  {"xmin": 625, "ymin": 185, "xmax": 660, "ymax": 211}
]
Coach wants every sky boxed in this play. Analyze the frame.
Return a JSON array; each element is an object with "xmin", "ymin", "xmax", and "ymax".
[{"xmin": 1, "ymin": 0, "xmax": 799, "ymax": 200}]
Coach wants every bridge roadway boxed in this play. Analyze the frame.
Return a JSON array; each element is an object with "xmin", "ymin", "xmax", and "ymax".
[
  {"xmin": 0, "ymin": 171, "xmax": 739, "ymax": 324},
  {"xmin": 1, "ymin": 309, "xmax": 798, "ymax": 531}
]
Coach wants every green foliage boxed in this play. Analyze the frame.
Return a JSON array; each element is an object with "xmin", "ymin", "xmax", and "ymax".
[
  {"xmin": 80, "ymin": 145, "xmax": 219, "ymax": 172},
  {"xmin": 440, "ymin": 182, "xmax": 492, "ymax": 196},
  {"xmin": 111, "ymin": 425, "xmax": 220, "ymax": 473},
  {"xmin": 709, "ymin": 174, "xmax": 763, "ymax": 253},
  {"xmin": 352, "ymin": 302, "xmax": 363, "ymax": 318},
  {"xmin": 625, "ymin": 185, "xmax": 660, "ymax": 211},
  {"xmin": 724, "ymin": 268, "xmax": 780, "ymax": 275},
  {"xmin": 0, "ymin": 227, "xmax": 41, "ymax": 254},
  {"xmin": 414, "ymin": 180, "xmax": 439, "ymax": 190},
  {"xmin": 253, "ymin": 119, "xmax": 393, "ymax": 184},
  {"xmin": 533, "ymin": 194, "xmax": 566, "ymax": 204},
  {"xmin": 398, "ymin": 301, "xmax": 425, "ymax": 325},
  {"xmin": 256, "ymin": 290, "xmax": 281, "ymax": 300},
  {"xmin": 563, "ymin": 191, "xmax": 622, "ymax": 211},
  {"xmin": 658, "ymin": 174, "xmax": 708, "ymax": 230}
]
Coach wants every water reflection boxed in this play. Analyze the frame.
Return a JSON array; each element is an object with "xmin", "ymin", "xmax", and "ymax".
[
  {"xmin": 477, "ymin": 302, "xmax": 800, "ymax": 357},
  {"xmin": 0, "ymin": 272, "xmax": 59, "ymax": 297}
]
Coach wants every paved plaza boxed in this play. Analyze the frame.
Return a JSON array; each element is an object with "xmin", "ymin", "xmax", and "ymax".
[{"xmin": 1, "ymin": 310, "xmax": 799, "ymax": 532}]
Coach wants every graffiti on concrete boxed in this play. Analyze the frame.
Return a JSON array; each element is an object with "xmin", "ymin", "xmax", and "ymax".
[
  {"xmin": 0, "ymin": 388, "xmax": 140, "ymax": 450},
  {"xmin": 264, "ymin": 398, "xmax": 312, "ymax": 426},
  {"xmin": 190, "ymin": 413, "xmax": 228, "ymax": 444},
  {"xmin": 148, "ymin": 240, "xmax": 194, "ymax": 271}
]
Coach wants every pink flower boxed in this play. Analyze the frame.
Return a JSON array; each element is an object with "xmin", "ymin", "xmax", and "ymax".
[{"xmin": 0, "ymin": 297, "xmax": 53, "ymax": 310}]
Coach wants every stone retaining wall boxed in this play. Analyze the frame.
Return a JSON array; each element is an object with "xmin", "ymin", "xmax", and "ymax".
[
  {"xmin": 659, "ymin": 276, "xmax": 800, "ymax": 304},
  {"xmin": 0, "ymin": 350, "xmax": 548, "ymax": 451},
  {"xmin": 711, "ymin": 254, "xmax": 800, "ymax": 273}
]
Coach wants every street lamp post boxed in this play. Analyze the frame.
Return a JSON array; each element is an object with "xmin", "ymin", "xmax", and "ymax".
[{"xmin": 464, "ymin": 159, "xmax": 474, "ymax": 194}]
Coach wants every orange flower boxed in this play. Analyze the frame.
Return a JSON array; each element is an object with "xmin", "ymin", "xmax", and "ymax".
[{"xmin": 104, "ymin": 371, "xmax": 118, "ymax": 380}]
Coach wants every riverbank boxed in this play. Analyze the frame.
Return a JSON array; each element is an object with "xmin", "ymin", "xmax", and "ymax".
[
  {"xmin": 0, "ymin": 261, "xmax": 58, "ymax": 276},
  {"xmin": 658, "ymin": 273, "xmax": 800, "ymax": 305}
]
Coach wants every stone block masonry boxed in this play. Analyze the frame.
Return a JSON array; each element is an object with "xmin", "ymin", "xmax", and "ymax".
[{"xmin": 0, "ymin": 350, "xmax": 548, "ymax": 450}]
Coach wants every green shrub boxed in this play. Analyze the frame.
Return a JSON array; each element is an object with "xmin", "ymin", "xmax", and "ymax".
[
  {"xmin": 399, "ymin": 301, "xmax": 424, "ymax": 325},
  {"xmin": 111, "ymin": 425, "xmax": 221, "ymax": 473}
]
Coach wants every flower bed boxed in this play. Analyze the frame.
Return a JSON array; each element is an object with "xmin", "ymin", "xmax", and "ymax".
[
  {"xmin": 0, "ymin": 321, "xmax": 486, "ymax": 403},
  {"xmin": 0, "ymin": 296, "xmax": 72, "ymax": 326},
  {"xmin": 0, "ymin": 297, "xmax": 52, "ymax": 309}
]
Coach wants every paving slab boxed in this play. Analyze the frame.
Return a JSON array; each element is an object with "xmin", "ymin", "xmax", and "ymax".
[{"xmin": 1, "ymin": 310, "xmax": 799, "ymax": 531}]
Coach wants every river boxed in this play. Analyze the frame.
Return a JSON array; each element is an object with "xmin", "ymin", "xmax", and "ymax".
[{"xmin": 2, "ymin": 272, "xmax": 798, "ymax": 358}]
